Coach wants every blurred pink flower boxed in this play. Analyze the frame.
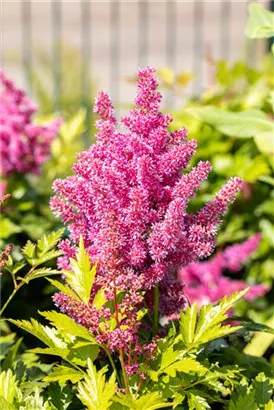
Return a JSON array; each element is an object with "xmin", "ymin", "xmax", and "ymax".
[
  {"xmin": 0, "ymin": 71, "xmax": 62, "ymax": 176},
  {"xmin": 179, "ymin": 234, "xmax": 268, "ymax": 307}
]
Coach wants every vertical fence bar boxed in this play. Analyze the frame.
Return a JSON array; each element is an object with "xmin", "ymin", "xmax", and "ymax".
[
  {"xmin": 138, "ymin": 0, "xmax": 149, "ymax": 67},
  {"xmin": 22, "ymin": 1, "xmax": 32, "ymax": 94},
  {"xmin": 110, "ymin": 0, "xmax": 120, "ymax": 108},
  {"xmin": 269, "ymin": 0, "xmax": 274, "ymax": 51},
  {"xmin": 166, "ymin": 0, "xmax": 177, "ymax": 107},
  {"xmin": 192, "ymin": 0, "xmax": 204, "ymax": 95},
  {"xmin": 166, "ymin": 1, "xmax": 176, "ymax": 69},
  {"xmin": 81, "ymin": 0, "xmax": 91, "ymax": 147},
  {"xmin": 52, "ymin": 0, "xmax": 62, "ymax": 111},
  {"xmin": 220, "ymin": 0, "xmax": 231, "ymax": 60}
]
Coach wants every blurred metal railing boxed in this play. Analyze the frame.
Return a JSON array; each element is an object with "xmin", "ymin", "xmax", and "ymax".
[{"xmin": 20, "ymin": 0, "xmax": 271, "ymax": 113}]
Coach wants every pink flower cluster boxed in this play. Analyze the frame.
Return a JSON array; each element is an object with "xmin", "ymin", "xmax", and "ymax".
[
  {"xmin": 0, "ymin": 71, "xmax": 62, "ymax": 176},
  {"xmin": 179, "ymin": 234, "xmax": 269, "ymax": 307},
  {"xmin": 51, "ymin": 67, "xmax": 242, "ymax": 362}
]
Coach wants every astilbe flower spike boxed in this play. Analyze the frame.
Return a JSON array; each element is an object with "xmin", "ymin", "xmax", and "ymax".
[
  {"xmin": 51, "ymin": 67, "xmax": 242, "ymax": 369},
  {"xmin": 0, "ymin": 71, "xmax": 62, "ymax": 176},
  {"xmin": 179, "ymin": 233, "xmax": 269, "ymax": 307}
]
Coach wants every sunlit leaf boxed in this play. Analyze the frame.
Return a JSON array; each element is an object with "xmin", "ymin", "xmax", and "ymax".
[{"xmin": 245, "ymin": 3, "xmax": 274, "ymax": 39}]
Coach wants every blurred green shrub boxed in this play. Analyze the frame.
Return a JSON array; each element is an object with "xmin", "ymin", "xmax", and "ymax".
[{"xmin": 158, "ymin": 50, "xmax": 274, "ymax": 323}]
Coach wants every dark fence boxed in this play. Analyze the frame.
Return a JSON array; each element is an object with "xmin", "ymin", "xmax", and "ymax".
[{"xmin": 6, "ymin": 1, "xmax": 272, "ymax": 113}]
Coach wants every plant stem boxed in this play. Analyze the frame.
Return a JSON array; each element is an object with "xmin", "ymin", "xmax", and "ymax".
[
  {"xmin": 0, "ymin": 281, "xmax": 24, "ymax": 316},
  {"xmin": 0, "ymin": 263, "xmax": 38, "ymax": 317},
  {"xmin": 102, "ymin": 346, "xmax": 122, "ymax": 386},
  {"xmin": 153, "ymin": 283, "xmax": 159, "ymax": 335},
  {"xmin": 113, "ymin": 287, "xmax": 130, "ymax": 395},
  {"xmin": 119, "ymin": 348, "xmax": 130, "ymax": 395}
]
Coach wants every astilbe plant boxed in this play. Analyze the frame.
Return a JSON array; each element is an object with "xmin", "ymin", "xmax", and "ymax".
[
  {"xmin": 0, "ymin": 71, "xmax": 62, "ymax": 177},
  {"xmin": 179, "ymin": 233, "xmax": 269, "ymax": 308},
  {"xmin": 50, "ymin": 67, "xmax": 243, "ymax": 384}
]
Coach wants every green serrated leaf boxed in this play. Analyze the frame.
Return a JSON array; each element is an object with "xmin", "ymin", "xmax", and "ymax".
[
  {"xmin": 65, "ymin": 236, "xmax": 96, "ymax": 304},
  {"xmin": 180, "ymin": 290, "xmax": 248, "ymax": 349},
  {"xmin": 24, "ymin": 268, "xmax": 61, "ymax": 283},
  {"xmin": 39, "ymin": 310, "xmax": 95, "ymax": 341},
  {"xmin": 9, "ymin": 318, "xmax": 66, "ymax": 349},
  {"xmin": 92, "ymin": 288, "xmax": 107, "ymax": 309},
  {"xmin": 252, "ymin": 372, "xmax": 274, "ymax": 406},
  {"xmin": 0, "ymin": 370, "xmax": 19, "ymax": 405},
  {"xmin": 11, "ymin": 260, "xmax": 26, "ymax": 275},
  {"xmin": 46, "ymin": 278, "xmax": 81, "ymax": 301},
  {"xmin": 77, "ymin": 359, "xmax": 116, "ymax": 410},
  {"xmin": 43, "ymin": 365, "xmax": 84, "ymax": 384},
  {"xmin": 165, "ymin": 358, "xmax": 207, "ymax": 378},
  {"xmin": 187, "ymin": 392, "xmax": 210, "ymax": 410},
  {"xmin": 228, "ymin": 390, "xmax": 257, "ymax": 410},
  {"xmin": 19, "ymin": 386, "xmax": 51, "ymax": 410},
  {"xmin": 181, "ymin": 302, "xmax": 197, "ymax": 345},
  {"xmin": 33, "ymin": 250, "xmax": 63, "ymax": 267},
  {"xmin": 114, "ymin": 391, "xmax": 170, "ymax": 409},
  {"xmin": 68, "ymin": 342, "xmax": 99, "ymax": 366},
  {"xmin": 22, "ymin": 241, "xmax": 36, "ymax": 263},
  {"xmin": 47, "ymin": 383, "xmax": 74, "ymax": 410},
  {"xmin": 28, "ymin": 347, "xmax": 70, "ymax": 361},
  {"xmin": 37, "ymin": 228, "xmax": 65, "ymax": 255}
]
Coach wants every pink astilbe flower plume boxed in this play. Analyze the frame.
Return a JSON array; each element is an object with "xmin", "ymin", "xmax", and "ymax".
[
  {"xmin": 0, "ymin": 71, "xmax": 62, "ymax": 176},
  {"xmin": 179, "ymin": 234, "xmax": 268, "ymax": 308},
  {"xmin": 51, "ymin": 67, "xmax": 242, "ymax": 362}
]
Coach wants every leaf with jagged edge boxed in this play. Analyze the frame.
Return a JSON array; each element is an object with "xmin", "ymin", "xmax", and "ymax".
[
  {"xmin": 252, "ymin": 372, "xmax": 274, "ymax": 407},
  {"xmin": 32, "ymin": 250, "xmax": 63, "ymax": 267},
  {"xmin": 68, "ymin": 342, "xmax": 99, "ymax": 366},
  {"xmin": 43, "ymin": 365, "xmax": 84, "ymax": 384},
  {"xmin": 0, "ymin": 370, "xmax": 19, "ymax": 405},
  {"xmin": 39, "ymin": 310, "xmax": 95, "ymax": 342},
  {"xmin": 20, "ymin": 387, "xmax": 51, "ymax": 410},
  {"xmin": 22, "ymin": 241, "xmax": 36, "ymax": 264},
  {"xmin": 165, "ymin": 358, "xmax": 207, "ymax": 379},
  {"xmin": 23, "ymin": 268, "xmax": 61, "ymax": 283},
  {"xmin": 8, "ymin": 319, "xmax": 66, "ymax": 349},
  {"xmin": 65, "ymin": 236, "xmax": 97, "ymax": 304},
  {"xmin": 228, "ymin": 390, "xmax": 257, "ymax": 410},
  {"xmin": 148, "ymin": 346, "xmax": 207, "ymax": 382},
  {"xmin": 28, "ymin": 347, "xmax": 70, "ymax": 362},
  {"xmin": 180, "ymin": 289, "xmax": 248, "ymax": 349},
  {"xmin": 77, "ymin": 359, "xmax": 116, "ymax": 410},
  {"xmin": 114, "ymin": 391, "xmax": 171, "ymax": 409},
  {"xmin": 11, "ymin": 259, "xmax": 26, "ymax": 275},
  {"xmin": 92, "ymin": 288, "xmax": 107, "ymax": 309},
  {"xmin": 37, "ymin": 228, "xmax": 65, "ymax": 255},
  {"xmin": 186, "ymin": 392, "xmax": 211, "ymax": 410},
  {"xmin": 46, "ymin": 278, "xmax": 81, "ymax": 301},
  {"xmin": 47, "ymin": 383, "xmax": 74, "ymax": 410}
]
